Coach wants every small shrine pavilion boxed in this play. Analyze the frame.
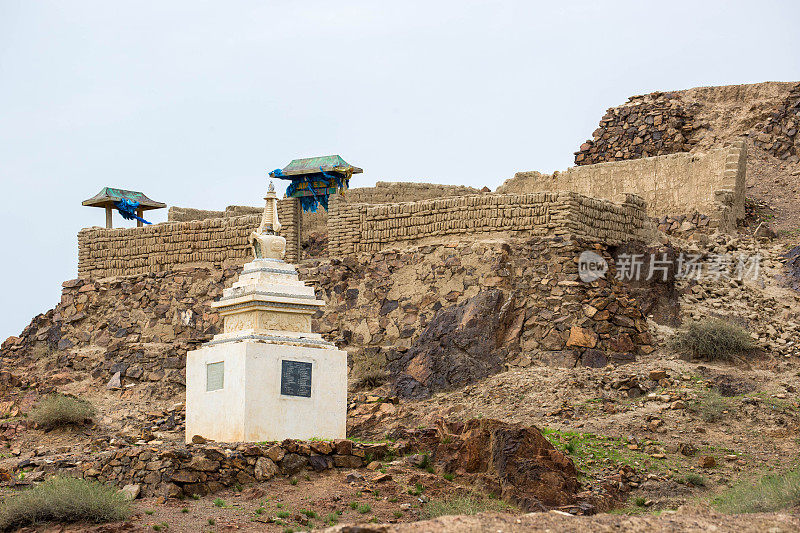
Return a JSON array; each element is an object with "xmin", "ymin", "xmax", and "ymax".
[
  {"xmin": 82, "ymin": 187, "xmax": 166, "ymax": 228},
  {"xmin": 269, "ymin": 155, "xmax": 362, "ymax": 212}
]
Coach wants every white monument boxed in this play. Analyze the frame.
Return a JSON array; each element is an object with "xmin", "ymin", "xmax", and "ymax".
[{"xmin": 185, "ymin": 182, "xmax": 347, "ymax": 443}]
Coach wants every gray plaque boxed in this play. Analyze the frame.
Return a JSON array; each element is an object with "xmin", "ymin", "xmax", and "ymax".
[
  {"xmin": 206, "ymin": 361, "xmax": 224, "ymax": 391},
  {"xmin": 280, "ymin": 360, "xmax": 312, "ymax": 397}
]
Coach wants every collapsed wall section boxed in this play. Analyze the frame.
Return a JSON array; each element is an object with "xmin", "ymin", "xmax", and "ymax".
[
  {"xmin": 78, "ymin": 198, "xmax": 301, "ymax": 279},
  {"xmin": 500, "ymin": 142, "xmax": 746, "ymax": 231},
  {"xmin": 328, "ymin": 192, "xmax": 649, "ymax": 257}
]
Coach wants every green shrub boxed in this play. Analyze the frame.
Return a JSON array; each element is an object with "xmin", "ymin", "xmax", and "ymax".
[
  {"xmin": 670, "ymin": 319, "xmax": 756, "ymax": 361},
  {"xmin": 0, "ymin": 476, "xmax": 130, "ymax": 530},
  {"xmin": 28, "ymin": 394, "xmax": 96, "ymax": 429},
  {"xmin": 685, "ymin": 474, "xmax": 706, "ymax": 487},
  {"xmin": 715, "ymin": 468, "xmax": 800, "ymax": 513},
  {"xmin": 424, "ymin": 495, "xmax": 516, "ymax": 519}
]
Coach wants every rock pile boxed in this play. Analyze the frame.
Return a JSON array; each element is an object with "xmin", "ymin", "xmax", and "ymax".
[
  {"xmin": 574, "ymin": 92, "xmax": 697, "ymax": 165},
  {"xmin": 752, "ymin": 82, "xmax": 800, "ymax": 163},
  {"xmin": 673, "ymin": 234, "xmax": 800, "ymax": 357},
  {"xmin": 782, "ymin": 245, "xmax": 800, "ymax": 291},
  {"xmin": 2, "ymin": 267, "xmax": 240, "ymax": 393}
]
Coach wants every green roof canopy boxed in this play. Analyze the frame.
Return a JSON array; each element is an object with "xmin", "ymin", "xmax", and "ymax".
[
  {"xmin": 271, "ymin": 155, "xmax": 363, "ymax": 178},
  {"xmin": 82, "ymin": 187, "xmax": 166, "ymax": 211}
]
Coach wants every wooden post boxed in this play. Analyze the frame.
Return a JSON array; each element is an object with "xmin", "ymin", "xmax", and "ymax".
[
  {"xmin": 136, "ymin": 207, "xmax": 144, "ymax": 228},
  {"xmin": 105, "ymin": 206, "xmax": 113, "ymax": 229}
]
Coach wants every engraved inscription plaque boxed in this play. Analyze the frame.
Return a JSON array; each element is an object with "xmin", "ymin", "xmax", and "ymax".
[
  {"xmin": 280, "ymin": 360, "xmax": 312, "ymax": 397},
  {"xmin": 206, "ymin": 361, "xmax": 224, "ymax": 391}
]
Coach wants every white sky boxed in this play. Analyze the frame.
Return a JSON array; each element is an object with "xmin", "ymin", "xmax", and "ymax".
[{"xmin": 1, "ymin": 0, "xmax": 799, "ymax": 341}]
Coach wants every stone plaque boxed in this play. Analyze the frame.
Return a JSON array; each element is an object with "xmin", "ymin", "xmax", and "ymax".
[
  {"xmin": 206, "ymin": 361, "xmax": 224, "ymax": 391},
  {"xmin": 280, "ymin": 360, "xmax": 312, "ymax": 398}
]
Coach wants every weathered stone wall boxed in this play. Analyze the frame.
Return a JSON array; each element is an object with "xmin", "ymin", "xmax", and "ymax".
[
  {"xmin": 302, "ymin": 237, "xmax": 653, "ymax": 385},
  {"xmin": 499, "ymin": 143, "xmax": 746, "ymax": 231},
  {"xmin": 328, "ymin": 192, "xmax": 650, "ymax": 257},
  {"xmin": 8, "ymin": 237, "xmax": 653, "ymax": 399},
  {"xmin": 78, "ymin": 198, "xmax": 301, "ymax": 279},
  {"xmin": 19, "ymin": 439, "xmax": 395, "ymax": 498},
  {"xmin": 573, "ymin": 92, "xmax": 698, "ymax": 165},
  {"xmin": 575, "ymin": 82, "xmax": 800, "ymax": 166},
  {"xmin": 752, "ymin": 82, "xmax": 800, "ymax": 163}
]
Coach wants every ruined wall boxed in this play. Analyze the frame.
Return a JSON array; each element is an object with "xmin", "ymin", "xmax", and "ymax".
[
  {"xmin": 574, "ymin": 82, "xmax": 799, "ymax": 165},
  {"xmin": 752, "ymin": 82, "xmax": 800, "ymax": 163},
  {"xmin": 327, "ymin": 192, "xmax": 650, "ymax": 257},
  {"xmin": 301, "ymin": 237, "xmax": 654, "ymax": 386},
  {"xmin": 499, "ymin": 142, "xmax": 746, "ymax": 231},
  {"xmin": 78, "ymin": 198, "xmax": 301, "ymax": 279},
  {"xmin": 573, "ymin": 92, "xmax": 698, "ymax": 165},
  {"xmin": 347, "ymin": 181, "xmax": 481, "ymax": 203},
  {"xmin": 8, "ymin": 237, "xmax": 653, "ymax": 398},
  {"xmin": 168, "ymin": 204, "xmax": 275, "ymax": 222},
  {"xmin": 168, "ymin": 182, "xmax": 482, "ymax": 242}
]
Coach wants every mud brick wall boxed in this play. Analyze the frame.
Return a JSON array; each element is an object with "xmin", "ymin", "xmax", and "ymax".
[
  {"xmin": 78, "ymin": 198, "xmax": 301, "ymax": 279},
  {"xmin": 499, "ymin": 142, "xmax": 746, "ymax": 231},
  {"xmin": 347, "ymin": 181, "xmax": 481, "ymax": 203},
  {"xmin": 300, "ymin": 182, "xmax": 484, "ymax": 236},
  {"xmin": 327, "ymin": 192, "xmax": 649, "ymax": 257}
]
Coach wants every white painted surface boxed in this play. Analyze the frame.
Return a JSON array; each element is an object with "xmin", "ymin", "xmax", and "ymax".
[{"xmin": 186, "ymin": 341, "xmax": 347, "ymax": 443}]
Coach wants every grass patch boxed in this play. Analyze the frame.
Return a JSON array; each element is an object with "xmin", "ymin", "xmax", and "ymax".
[
  {"xmin": 28, "ymin": 394, "xmax": 96, "ymax": 429},
  {"xmin": 0, "ymin": 476, "xmax": 130, "ymax": 530},
  {"xmin": 692, "ymin": 391, "xmax": 729, "ymax": 422},
  {"xmin": 684, "ymin": 474, "xmax": 706, "ymax": 487},
  {"xmin": 714, "ymin": 468, "xmax": 800, "ymax": 513},
  {"xmin": 407, "ymin": 483, "xmax": 424, "ymax": 496},
  {"xmin": 669, "ymin": 318, "xmax": 756, "ymax": 361},
  {"xmin": 541, "ymin": 428, "xmax": 670, "ymax": 478},
  {"xmin": 424, "ymin": 495, "xmax": 517, "ymax": 519}
]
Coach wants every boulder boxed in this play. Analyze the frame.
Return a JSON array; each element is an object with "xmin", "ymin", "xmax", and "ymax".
[
  {"xmin": 391, "ymin": 290, "xmax": 521, "ymax": 398},
  {"xmin": 106, "ymin": 371, "xmax": 122, "ymax": 390},
  {"xmin": 424, "ymin": 419, "xmax": 580, "ymax": 511},
  {"xmin": 119, "ymin": 484, "xmax": 141, "ymax": 501}
]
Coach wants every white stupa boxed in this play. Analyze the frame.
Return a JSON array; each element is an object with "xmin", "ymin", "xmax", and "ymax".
[{"xmin": 185, "ymin": 182, "xmax": 347, "ymax": 443}]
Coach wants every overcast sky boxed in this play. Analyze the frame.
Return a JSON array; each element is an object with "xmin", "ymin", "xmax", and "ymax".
[{"xmin": 1, "ymin": 0, "xmax": 798, "ymax": 341}]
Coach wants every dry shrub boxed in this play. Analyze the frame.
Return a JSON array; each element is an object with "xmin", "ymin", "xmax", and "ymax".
[
  {"xmin": 0, "ymin": 476, "xmax": 130, "ymax": 531},
  {"xmin": 351, "ymin": 370, "xmax": 388, "ymax": 391},
  {"xmin": 28, "ymin": 394, "xmax": 96, "ymax": 429},
  {"xmin": 670, "ymin": 318, "xmax": 756, "ymax": 361}
]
